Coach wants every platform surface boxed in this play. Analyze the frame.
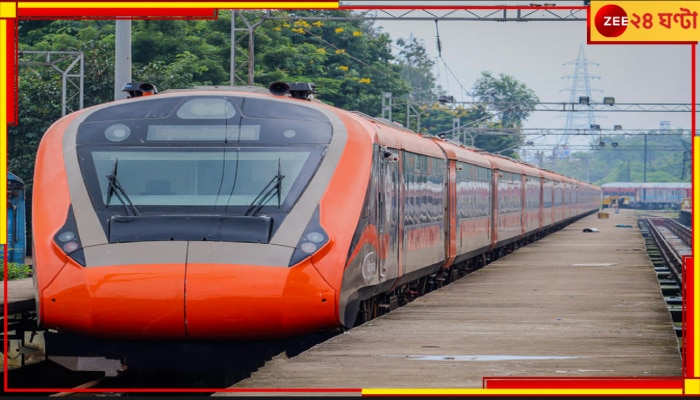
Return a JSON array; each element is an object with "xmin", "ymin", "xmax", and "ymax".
[
  {"xmin": 218, "ymin": 209, "xmax": 683, "ymax": 393},
  {"xmin": 1, "ymin": 278, "xmax": 35, "ymax": 315}
]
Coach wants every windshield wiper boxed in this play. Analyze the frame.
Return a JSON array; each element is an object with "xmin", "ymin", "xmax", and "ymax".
[
  {"xmin": 245, "ymin": 159, "xmax": 285, "ymax": 216},
  {"xmin": 105, "ymin": 158, "xmax": 141, "ymax": 216}
]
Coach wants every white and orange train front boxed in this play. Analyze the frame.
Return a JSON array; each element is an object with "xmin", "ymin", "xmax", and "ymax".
[{"xmin": 32, "ymin": 87, "xmax": 374, "ymax": 340}]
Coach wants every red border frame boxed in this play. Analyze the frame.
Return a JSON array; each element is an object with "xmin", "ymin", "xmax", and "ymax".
[{"xmin": 2, "ymin": 1, "xmax": 695, "ymax": 395}]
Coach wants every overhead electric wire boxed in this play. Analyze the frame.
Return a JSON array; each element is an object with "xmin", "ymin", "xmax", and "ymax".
[
  {"xmin": 433, "ymin": 19, "xmax": 469, "ymax": 102},
  {"xmin": 286, "ymin": 15, "xmax": 473, "ymax": 111}
]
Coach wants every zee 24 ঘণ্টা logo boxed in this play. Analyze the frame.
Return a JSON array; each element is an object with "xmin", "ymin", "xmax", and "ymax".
[
  {"xmin": 593, "ymin": 2, "xmax": 698, "ymax": 39},
  {"xmin": 594, "ymin": 4, "xmax": 629, "ymax": 37}
]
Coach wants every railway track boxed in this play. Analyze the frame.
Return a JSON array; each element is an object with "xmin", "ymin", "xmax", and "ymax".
[
  {"xmin": 638, "ymin": 216, "xmax": 691, "ymax": 344},
  {"xmin": 3, "ymin": 330, "xmax": 344, "ymax": 395},
  {"xmin": 639, "ymin": 216, "xmax": 691, "ymax": 286}
]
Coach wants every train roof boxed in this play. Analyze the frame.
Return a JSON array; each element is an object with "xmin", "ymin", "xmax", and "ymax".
[
  {"xmin": 121, "ymin": 83, "xmax": 598, "ymax": 188},
  {"xmin": 601, "ymin": 182, "xmax": 691, "ymax": 189},
  {"xmin": 430, "ymin": 139, "xmax": 493, "ymax": 169},
  {"xmin": 478, "ymin": 152, "xmax": 529, "ymax": 174}
]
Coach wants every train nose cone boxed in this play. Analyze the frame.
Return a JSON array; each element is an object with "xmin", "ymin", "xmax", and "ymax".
[
  {"xmin": 184, "ymin": 260, "xmax": 338, "ymax": 340},
  {"xmin": 40, "ymin": 241, "xmax": 338, "ymax": 340},
  {"xmin": 41, "ymin": 262, "xmax": 189, "ymax": 339}
]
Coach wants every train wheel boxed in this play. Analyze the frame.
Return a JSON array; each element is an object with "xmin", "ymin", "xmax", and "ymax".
[
  {"xmin": 355, "ymin": 298, "xmax": 378, "ymax": 326},
  {"xmin": 477, "ymin": 253, "xmax": 486, "ymax": 269}
]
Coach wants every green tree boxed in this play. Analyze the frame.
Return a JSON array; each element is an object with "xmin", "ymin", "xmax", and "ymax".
[
  {"xmin": 471, "ymin": 71, "xmax": 539, "ymax": 128},
  {"xmin": 12, "ymin": 20, "xmax": 118, "ymax": 193},
  {"xmin": 131, "ymin": 19, "xmax": 229, "ymax": 87},
  {"xmin": 551, "ymin": 130, "xmax": 691, "ymax": 185},
  {"xmin": 245, "ymin": 10, "xmax": 410, "ymax": 115},
  {"xmin": 9, "ymin": 12, "xmax": 415, "ymax": 199},
  {"xmin": 419, "ymin": 103, "xmax": 491, "ymax": 141},
  {"xmin": 591, "ymin": 131, "xmax": 690, "ymax": 184},
  {"xmin": 395, "ymin": 36, "xmax": 437, "ymax": 104},
  {"xmin": 469, "ymin": 71, "xmax": 540, "ymax": 157}
]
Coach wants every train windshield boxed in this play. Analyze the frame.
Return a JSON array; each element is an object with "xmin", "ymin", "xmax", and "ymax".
[
  {"xmin": 74, "ymin": 94, "xmax": 333, "ymax": 241},
  {"xmin": 89, "ymin": 148, "xmax": 320, "ymax": 211}
]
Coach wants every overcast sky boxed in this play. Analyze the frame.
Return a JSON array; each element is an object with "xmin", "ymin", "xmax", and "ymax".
[{"xmin": 365, "ymin": 3, "xmax": 696, "ymax": 150}]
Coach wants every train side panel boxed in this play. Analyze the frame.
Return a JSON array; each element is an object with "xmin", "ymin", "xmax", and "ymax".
[
  {"xmin": 400, "ymin": 148, "xmax": 447, "ymax": 281},
  {"xmin": 452, "ymin": 146, "xmax": 493, "ymax": 264},
  {"xmin": 432, "ymin": 141, "xmax": 493, "ymax": 265},
  {"xmin": 541, "ymin": 175, "xmax": 555, "ymax": 230},
  {"xmin": 520, "ymin": 164, "xmax": 543, "ymax": 237},
  {"xmin": 32, "ymin": 113, "xmax": 85, "ymax": 329},
  {"xmin": 482, "ymin": 154, "xmax": 524, "ymax": 249},
  {"xmin": 553, "ymin": 179, "xmax": 566, "ymax": 224},
  {"xmin": 335, "ymin": 116, "xmax": 401, "ymax": 327}
]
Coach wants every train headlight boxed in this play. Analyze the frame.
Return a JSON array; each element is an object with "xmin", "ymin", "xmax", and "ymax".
[
  {"xmin": 57, "ymin": 231, "xmax": 76, "ymax": 242},
  {"xmin": 289, "ymin": 206, "xmax": 329, "ymax": 267},
  {"xmin": 53, "ymin": 207, "xmax": 86, "ymax": 266},
  {"xmin": 301, "ymin": 242, "xmax": 318, "ymax": 253},
  {"xmin": 176, "ymin": 98, "xmax": 236, "ymax": 119},
  {"xmin": 57, "ymin": 231, "xmax": 80, "ymax": 253},
  {"xmin": 62, "ymin": 241, "xmax": 80, "ymax": 253},
  {"xmin": 104, "ymin": 124, "xmax": 131, "ymax": 142},
  {"xmin": 306, "ymin": 232, "xmax": 324, "ymax": 243}
]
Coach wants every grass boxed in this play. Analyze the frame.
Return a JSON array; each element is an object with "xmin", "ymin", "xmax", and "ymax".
[{"xmin": 3, "ymin": 262, "xmax": 33, "ymax": 280}]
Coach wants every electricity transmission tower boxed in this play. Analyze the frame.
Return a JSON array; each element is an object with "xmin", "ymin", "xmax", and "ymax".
[{"xmin": 559, "ymin": 45, "xmax": 601, "ymax": 150}]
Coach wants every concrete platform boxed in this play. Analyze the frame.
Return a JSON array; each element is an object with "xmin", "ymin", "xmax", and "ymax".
[
  {"xmin": 218, "ymin": 209, "xmax": 683, "ymax": 393},
  {"xmin": 1, "ymin": 278, "xmax": 35, "ymax": 315}
]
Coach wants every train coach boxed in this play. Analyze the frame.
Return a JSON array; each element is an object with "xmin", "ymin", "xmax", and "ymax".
[
  {"xmin": 31, "ymin": 82, "xmax": 600, "ymax": 359},
  {"xmin": 601, "ymin": 181, "xmax": 690, "ymax": 210}
]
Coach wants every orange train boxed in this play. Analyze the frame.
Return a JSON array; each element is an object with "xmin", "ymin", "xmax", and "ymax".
[{"xmin": 32, "ymin": 82, "xmax": 601, "ymax": 344}]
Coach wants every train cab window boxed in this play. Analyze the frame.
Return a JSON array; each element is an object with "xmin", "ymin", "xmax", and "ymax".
[
  {"xmin": 140, "ymin": 180, "xmax": 174, "ymax": 195},
  {"xmin": 75, "ymin": 95, "xmax": 336, "ymax": 242},
  {"xmin": 85, "ymin": 148, "xmax": 322, "ymax": 215}
]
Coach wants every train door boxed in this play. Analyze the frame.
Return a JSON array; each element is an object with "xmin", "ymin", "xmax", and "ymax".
[{"xmin": 377, "ymin": 147, "xmax": 400, "ymax": 282}]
